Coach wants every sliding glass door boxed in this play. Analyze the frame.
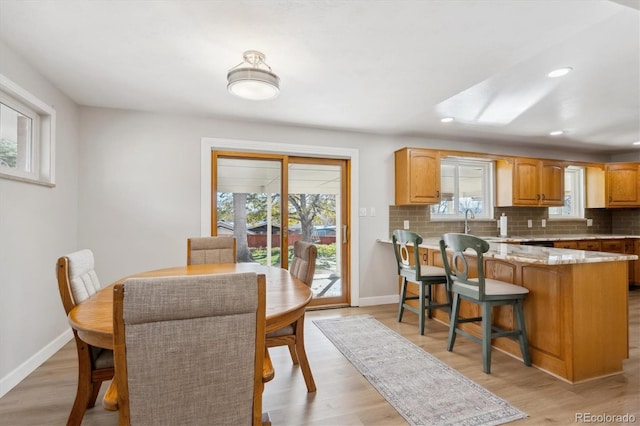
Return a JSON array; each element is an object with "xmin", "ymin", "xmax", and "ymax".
[{"xmin": 212, "ymin": 152, "xmax": 350, "ymax": 307}]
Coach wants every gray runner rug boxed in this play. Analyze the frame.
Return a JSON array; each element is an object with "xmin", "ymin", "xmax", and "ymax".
[{"xmin": 313, "ymin": 314, "xmax": 527, "ymax": 426}]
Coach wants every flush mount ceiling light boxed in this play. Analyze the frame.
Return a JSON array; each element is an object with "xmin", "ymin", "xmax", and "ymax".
[
  {"xmin": 227, "ymin": 50, "xmax": 280, "ymax": 101},
  {"xmin": 633, "ymin": 141, "xmax": 640, "ymax": 146},
  {"xmin": 549, "ymin": 130, "xmax": 566, "ymax": 136},
  {"xmin": 547, "ymin": 67, "xmax": 573, "ymax": 78},
  {"xmin": 440, "ymin": 117, "xmax": 455, "ymax": 123}
]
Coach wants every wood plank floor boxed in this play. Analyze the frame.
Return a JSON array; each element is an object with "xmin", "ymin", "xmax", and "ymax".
[{"xmin": 2, "ymin": 288, "xmax": 638, "ymax": 425}]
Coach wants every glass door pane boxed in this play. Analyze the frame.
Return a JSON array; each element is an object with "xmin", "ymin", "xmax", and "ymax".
[
  {"xmin": 288, "ymin": 160, "xmax": 348, "ymax": 305},
  {"xmin": 216, "ymin": 157, "xmax": 283, "ymax": 265}
]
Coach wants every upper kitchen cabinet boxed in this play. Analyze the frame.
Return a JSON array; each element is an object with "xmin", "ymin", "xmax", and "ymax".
[
  {"xmin": 605, "ymin": 162, "xmax": 640, "ymax": 207},
  {"xmin": 394, "ymin": 148, "xmax": 440, "ymax": 205},
  {"xmin": 496, "ymin": 157, "xmax": 564, "ymax": 207}
]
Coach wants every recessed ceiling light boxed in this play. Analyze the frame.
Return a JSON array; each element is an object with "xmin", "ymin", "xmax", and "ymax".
[
  {"xmin": 549, "ymin": 130, "xmax": 565, "ymax": 136},
  {"xmin": 547, "ymin": 67, "xmax": 573, "ymax": 78},
  {"xmin": 440, "ymin": 117, "xmax": 454, "ymax": 123}
]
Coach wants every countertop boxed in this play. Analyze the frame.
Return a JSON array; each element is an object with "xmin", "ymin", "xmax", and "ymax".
[
  {"xmin": 378, "ymin": 236, "xmax": 638, "ymax": 265},
  {"xmin": 476, "ymin": 234, "xmax": 639, "ymax": 243}
]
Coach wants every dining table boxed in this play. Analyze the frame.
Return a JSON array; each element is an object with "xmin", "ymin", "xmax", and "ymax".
[{"xmin": 67, "ymin": 262, "xmax": 314, "ymax": 410}]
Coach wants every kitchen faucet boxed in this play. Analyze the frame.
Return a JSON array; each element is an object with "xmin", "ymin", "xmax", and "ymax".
[{"xmin": 464, "ymin": 208, "xmax": 475, "ymax": 234}]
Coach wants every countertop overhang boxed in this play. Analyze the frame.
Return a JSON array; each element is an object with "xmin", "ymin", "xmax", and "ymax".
[{"xmin": 378, "ymin": 236, "xmax": 638, "ymax": 266}]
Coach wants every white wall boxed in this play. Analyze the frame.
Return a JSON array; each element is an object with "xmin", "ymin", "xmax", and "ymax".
[{"xmin": 0, "ymin": 41, "xmax": 80, "ymax": 396}]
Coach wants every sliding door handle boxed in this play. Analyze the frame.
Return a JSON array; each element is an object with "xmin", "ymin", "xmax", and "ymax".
[{"xmin": 342, "ymin": 225, "xmax": 348, "ymax": 244}]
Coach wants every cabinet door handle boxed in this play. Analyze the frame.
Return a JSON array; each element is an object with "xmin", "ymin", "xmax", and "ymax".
[
  {"xmin": 436, "ymin": 190, "xmax": 440, "ymax": 198},
  {"xmin": 609, "ymin": 196, "xmax": 612, "ymax": 202},
  {"xmin": 541, "ymin": 194, "xmax": 546, "ymax": 201},
  {"xmin": 536, "ymin": 194, "xmax": 540, "ymax": 201}
]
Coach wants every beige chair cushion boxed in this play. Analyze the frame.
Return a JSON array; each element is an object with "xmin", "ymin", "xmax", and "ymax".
[
  {"xmin": 188, "ymin": 237, "xmax": 235, "ymax": 264},
  {"xmin": 289, "ymin": 241, "xmax": 317, "ymax": 286},
  {"xmin": 66, "ymin": 249, "xmax": 101, "ymax": 303},
  {"xmin": 418, "ymin": 264, "xmax": 447, "ymax": 278},
  {"xmin": 457, "ymin": 277, "xmax": 529, "ymax": 296},
  {"xmin": 122, "ymin": 273, "xmax": 258, "ymax": 425}
]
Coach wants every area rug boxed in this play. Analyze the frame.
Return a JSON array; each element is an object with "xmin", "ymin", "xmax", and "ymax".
[{"xmin": 313, "ymin": 315, "xmax": 527, "ymax": 426}]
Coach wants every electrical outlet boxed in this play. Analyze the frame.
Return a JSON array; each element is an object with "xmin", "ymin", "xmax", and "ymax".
[
  {"xmin": 541, "ymin": 219, "xmax": 546, "ymax": 228},
  {"xmin": 587, "ymin": 218, "xmax": 593, "ymax": 227},
  {"xmin": 359, "ymin": 207, "xmax": 367, "ymax": 217},
  {"xmin": 370, "ymin": 207, "xmax": 376, "ymax": 217},
  {"xmin": 403, "ymin": 220, "xmax": 410, "ymax": 229},
  {"xmin": 527, "ymin": 219, "xmax": 533, "ymax": 228}
]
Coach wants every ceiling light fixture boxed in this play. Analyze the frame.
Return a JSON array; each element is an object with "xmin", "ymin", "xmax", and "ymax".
[
  {"xmin": 633, "ymin": 141, "xmax": 640, "ymax": 146},
  {"xmin": 547, "ymin": 67, "xmax": 573, "ymax": 78},
  {"xmin": 227, "ymin": 50, "xmax": 280, "ymax": 101},
  {"xmin": 549, "ymin": 130, "xmax": 565, "ymax": 136},
  {"xmin": 440, "ymin": 117, "xmax": 454, "ymax": 123}
]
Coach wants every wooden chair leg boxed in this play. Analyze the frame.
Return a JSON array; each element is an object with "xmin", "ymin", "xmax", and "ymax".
[
  {"xmin": 481, "ymin": 303, "xmax": 493, "ymax": 374},
  {"xmin": 294, "ymin": 316, "xmax": 316, "ymax": 392},
  {"xmin": 514, "ymin": 300, "xmax": 532, "ymax": 366},
  {"xmin": 87, "ymin": 382, "xmax": 101, "ymax": 408},
  {"xmin": 426, "ymin": 283, "xmax": 433, "ymax": 319},
  {"xmin": 398, "ymin": 276, "xmax": 408, "ymax": 322},
  {"xmin": 68, "ymin": 372, "xmax": 92, "ymax": 426},
  {"xmin": 418, "ymin": 281, "xmax": 426, "ymax": 335},
  {"xmin": 447, "ymin": 293, "xmax": 461, "ymax": 351},
  {"xmin": 287, "ymin": 342, "xmax": 299, "ymax": 365}
]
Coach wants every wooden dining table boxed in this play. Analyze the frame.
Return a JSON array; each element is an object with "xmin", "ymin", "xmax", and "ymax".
[{"xmin": 67, "ymin": 262, "xmax": 313, "ymax": 410}]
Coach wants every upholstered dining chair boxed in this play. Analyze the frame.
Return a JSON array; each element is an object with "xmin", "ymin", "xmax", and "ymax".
[
  {"xmin": 265, "ymin": 240, "xmax": 317, "ymax": 393},
  {"xmin": 56, "ymin": 249, "xmax": 114, "ymax": 426},
  {"xmin": 113, "ymin": 272, "xmax": 272, "ymax": 426},
  {"xmin": 392, "ymin": 230, "xmax": 451, "ymax": 335},
  {"xmin": 440, "ymin": 233, "xmax": 531, "ymax": 373},
  {"xmin": 187, "ymin": 236, "xmax": 236, "ymax": 265}
]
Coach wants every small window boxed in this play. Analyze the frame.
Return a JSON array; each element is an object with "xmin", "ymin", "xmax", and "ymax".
[
  {"xmin": 430, "ymin": 158, "xmax": 494, "ymax": 219},
  {"xmin": 549, "ymin": 166, "xmax": 584, "ymax": 219},
  {"xmin": 0, "ymin": 75, "xmax": 55, "ymax": 186}
]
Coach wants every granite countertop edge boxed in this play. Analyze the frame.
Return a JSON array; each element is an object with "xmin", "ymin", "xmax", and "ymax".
[{"xmin": 378, "ymin": 235, "xmax": 639, "ymax": 265}]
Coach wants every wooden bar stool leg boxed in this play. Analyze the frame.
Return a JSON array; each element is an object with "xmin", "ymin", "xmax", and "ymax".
[
  {"xmin": 418, "ymin": 281, "xmax": 426, "ymax": 335},
  {"xmin": 447, "ymin": 293, "xmax": 461, "ymax": 351},
  {"xmin": 514, "ymin": 300, "xmax": 532, "ymax": 366},
  {"xmin": 482, "ymin": 303, "xmax": 493, "ymax": 374},
  {"xmin": 398, "ymin": 276, "xmax": 408, "ymax": 322}
]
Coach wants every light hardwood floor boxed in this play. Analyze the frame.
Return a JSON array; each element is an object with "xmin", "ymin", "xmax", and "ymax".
[{"xmin": 2, "ymin": 288, "xmax": 638, "ymax": 425}]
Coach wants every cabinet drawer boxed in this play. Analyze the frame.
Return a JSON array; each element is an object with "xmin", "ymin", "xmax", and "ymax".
[
  {"xmin": 577, "ymin": 241, "xmax": 601, "ymax": 251},
  {"xmin": 601, "ymin": 240, "xmax": 626, "ymax": 253},
  {"xmin": 554, "ymin": 241, "xmax": 578, "ymax": 249}
]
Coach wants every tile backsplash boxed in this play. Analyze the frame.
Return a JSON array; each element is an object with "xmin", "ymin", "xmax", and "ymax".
[{"xmin": 388, "ymin": 206, "xmax": 639, "ymax": 239}]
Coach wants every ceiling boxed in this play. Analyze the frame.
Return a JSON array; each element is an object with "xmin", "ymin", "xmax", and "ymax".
[{"xmin": 1, "ymin": 0, "xmax": 639, "ymax": 155}]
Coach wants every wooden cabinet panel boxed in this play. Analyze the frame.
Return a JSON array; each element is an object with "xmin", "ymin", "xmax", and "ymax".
[
  {"xmin": 539, "ymin": 161, "xmax": 565, "ymax": 205},
  {"xmin": 601, "ymin": 240, "xmax": 626, "ymax": 253},
  {"xmin": 496, "ymin": 157, "xmax": 564, "ymax": 207},
  {"xmin": 554, "ymin": 241, "xmax": 578, "ymax": 249},
  {"xmin": 394, "ymin": 148, "xmax": 440, "ymax": 205},
  {"xmin": 605, "ymin": 162, "xmax": 640, "ymax": 207},
  {"xmin": 577, "ymin": 240, "xmax": 601, "ymax": 251}
]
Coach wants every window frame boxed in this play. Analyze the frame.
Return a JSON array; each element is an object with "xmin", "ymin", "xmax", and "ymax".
[
  {"xmin": 548, "ymin": 165, "xmax": 585, "ymax": 220},
  {"xmin": 430, "ymin": 157, "xmax": 495, "ymax": 220},
  {"xmin": 0, "ymin": 74, "xmax": 56, "ymax": 186}
]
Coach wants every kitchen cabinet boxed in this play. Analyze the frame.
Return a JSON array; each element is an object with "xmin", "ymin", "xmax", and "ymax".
[
  {"xmin": 577, "ymin": 240, "xmax": 602, "ymax": 251},
  {"xmin": 394, "ymin": 148, "xmax": 440, "ymax": 205},
  {"xmin": 605, "ymin": 162, "xmax": 640, "ymax": 207},
  {"xmin": 554, "ymin": 241, "xmax": 578, "ymax": 249},
  {"xmin": 496, "ymin": 157, "xmax": 564, "ymax": 207}
]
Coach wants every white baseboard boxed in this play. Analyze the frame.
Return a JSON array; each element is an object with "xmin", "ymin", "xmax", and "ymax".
[
  {"xmin": 0, "ymin": 329, "xmax": 73, "ymax": 398},
  {"xmin": 357, "ymin": 294, "xmax": 399, "ymax": 307}
]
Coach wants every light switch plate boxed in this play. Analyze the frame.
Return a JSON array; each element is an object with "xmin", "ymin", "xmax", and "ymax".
[
  {"xmin": 541, "ymin": 219, "xmax": 546, "ymax": 228},
  {"xmin": 403, "ymin": 220, "xmax": 410, "ymax": 229},
  {"xmin": 370, "ymin": 207, "xmax": 376, "ymax": 217},
  {"xmin": 359, "ymin": 207, "xmax": 367, "ymax": 217},
  {"xmin": 587, "ymin": 218, "xmax": 593, "ymax": 227},
  {"xmin": 527, "ymin": 219, "xmax": 533, "ymax": 228}
]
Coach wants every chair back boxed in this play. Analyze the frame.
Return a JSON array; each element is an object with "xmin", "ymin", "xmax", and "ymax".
[
  {"xmin": 56, "ymin": 249, "xmax": 102, "ymax": 314},
  {"xmin": 440, "ymin": 233, "xmax": 490, "ymax": 300},
  {"xmin": 392, "ymin": 230, "xmax": 423, "ymax": 282},
  {"xmin": 289, "ymin": 241, "xmax": 317, "ymax": 286},
  {"xmin": 187, "ymin": 236, "xmax": 236, "ymax": 265},
  {"xmin": 114, "ymin": 272, "xmax": 266, "ymax": 426}
]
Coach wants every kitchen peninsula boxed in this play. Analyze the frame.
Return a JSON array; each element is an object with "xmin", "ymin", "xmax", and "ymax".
[{"xmin": 382, "ymin": 237, "xmax": 638, "ymax": 383}]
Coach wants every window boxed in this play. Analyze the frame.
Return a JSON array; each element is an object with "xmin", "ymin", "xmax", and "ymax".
[
  {"xmin": 549, "ymin": 166, "xmax": 584, "ymax": 219},
  {"xmin": 0, "ymin": 74, "xmax": 55, "ymax": 186},
  {"xmin": 430, "ymin": 158, "xmax": 494, "ymax": 219}
]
